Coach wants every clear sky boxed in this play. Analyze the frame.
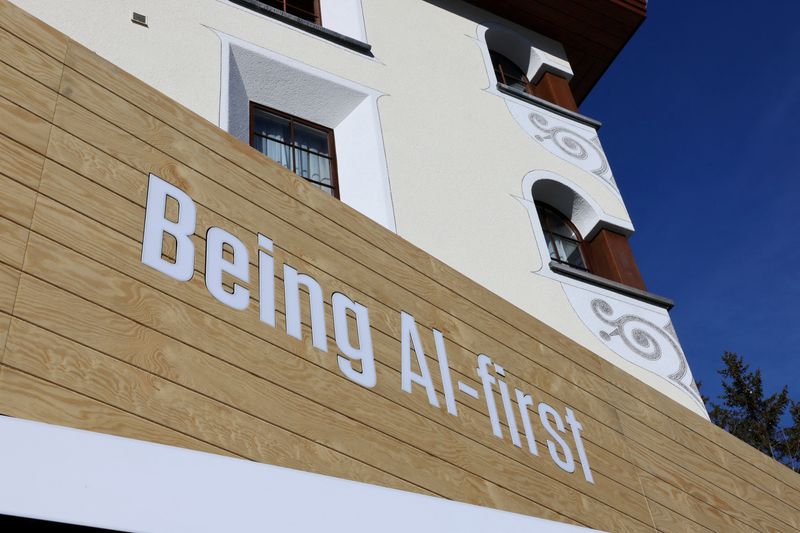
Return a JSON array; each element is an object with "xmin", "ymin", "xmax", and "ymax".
[{"xmin": 581, "ymin": 1, "xmax": 800, "ymax": 406}]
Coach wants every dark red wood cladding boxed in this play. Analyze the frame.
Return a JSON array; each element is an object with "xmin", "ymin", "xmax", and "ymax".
[{"xmin": 586, "ymin": 229, "xmax": 647, "ymax": 291}]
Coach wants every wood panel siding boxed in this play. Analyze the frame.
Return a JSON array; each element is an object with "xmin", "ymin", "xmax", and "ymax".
[{"xmin": 0, "ymin": 2, "xmax": 798, "ymax": 531}]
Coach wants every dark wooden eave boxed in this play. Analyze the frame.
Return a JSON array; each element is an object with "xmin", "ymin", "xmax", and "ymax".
[{"xmin": 463, "ymin": 0, "xmax": 647, "ymax": 104}]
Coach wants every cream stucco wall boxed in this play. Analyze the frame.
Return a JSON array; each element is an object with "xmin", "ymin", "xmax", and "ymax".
[{"xmin": 9, "ymin": 0, "xmax": 707, "ymax": 416}]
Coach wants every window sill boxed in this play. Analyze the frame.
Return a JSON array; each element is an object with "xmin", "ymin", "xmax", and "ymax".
[
  {"xmin": 549, "ymin": 261, "xmax": 674, "ymax": 310},
  {"xmin": 496, "ymin": 83, "xmax": 602, "ymax": 130},
  {"xmin": 229, "ymin": 0, "xmax": 373, "ymax": 56}
]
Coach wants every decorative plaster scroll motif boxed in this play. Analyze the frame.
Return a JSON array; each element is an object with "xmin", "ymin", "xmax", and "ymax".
[
  {"xmin": 562, "ymin": 285, "xmax": 704, "ymax": 410},
  {"xmin": 527, "ymin": 111, "xmax": 615, "ymax": 187}
]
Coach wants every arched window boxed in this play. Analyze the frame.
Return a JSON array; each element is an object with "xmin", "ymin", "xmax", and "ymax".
[
  {"xmin": 536, "ymin": 202, "xmax": 588, "ymax": 270},
  {"xmin": 489, "ymin": 50, "xmax": 530, "ymax": 94}
]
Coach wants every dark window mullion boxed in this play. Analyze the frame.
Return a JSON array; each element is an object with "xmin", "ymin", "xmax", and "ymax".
[
  {"xmin": 293, "ymin": 146, "xmax": 332, "ymax": 161},
  {"xmin": 289, "ymin": 116, "xmax": 297, "ymax": 173},
  {"xmin": 542, "ymin": 215, "xmax": 563, "ymax": 263},
  {"xmin": 547, "ymin": 231, "xmax": 563, "ymax": 263},
  {"xmin": 252, "ymin": 132, "xmax": 294, "ymax": 147},
  {"xmin": 497, "ymin": 63, "xmax": 505, "ymax": 85}
]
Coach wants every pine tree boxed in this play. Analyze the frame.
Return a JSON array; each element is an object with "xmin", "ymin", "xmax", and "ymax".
[
  {"xmin": 706, "ymin": 352, "xmax": 798, "ymax": 471},
  {"xmin": 780, "ymin": 401, "xmax": 800, "ymax": 472}
]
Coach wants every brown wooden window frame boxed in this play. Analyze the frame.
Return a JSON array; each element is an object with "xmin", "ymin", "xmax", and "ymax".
[
  {"xmin": 490, "ymin": 50, "xmax": 532, "ymax": 93},
  {"xmin": 535, "ymin": 201, "xmax": 590, "ymax": 271},
  {"xmin": 259, "ymin": 0, "xmax": 321, "ymax": 25},
  {"xmin": 249, "ymin": 102, "xmax": 340, "ymax": 199}
]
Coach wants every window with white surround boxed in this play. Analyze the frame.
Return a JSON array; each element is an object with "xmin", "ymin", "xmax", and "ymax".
[
  {"xmin": 480, "ymin": 23, "xmax": 578, "ymax": 110},
  {"xmin": 536, "ymin": 202, "xmax": 588, "ymax": 271},
  {"xmin": 218, "ymin": 32, "xmax": 395, "ymax": 231}
]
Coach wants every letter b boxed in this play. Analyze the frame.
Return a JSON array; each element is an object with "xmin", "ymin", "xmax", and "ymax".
[{"xmin": 141, "ymin": 173, "xmax": 196, "ymax": 281}]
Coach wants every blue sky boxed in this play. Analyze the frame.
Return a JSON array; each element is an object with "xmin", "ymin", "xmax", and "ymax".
[{"xmin": 581, "ymin": 1, "xmax": 800, "ymax": 406}]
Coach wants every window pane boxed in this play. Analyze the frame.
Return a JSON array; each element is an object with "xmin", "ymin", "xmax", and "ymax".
[
  {"xmin": 539, "ymin": 207, "xmax": 578, "ymax": 240},
  {"xmin": 254, "ymin": 136, "xmax": 292, "ymax": 171},
  {"xmin": 294, "ymin": 123, "xmax": 330, "ymax": 156},
  {"xmin": 546, "ymin": 235, "xmax": 560, "ymax": 262},
  {"xmin": 547, "ymin": 216, "xmax": 579, "ymax": 240},
  {"xmin": 294, "ymin": 148, "xmax": 333, "ymax": 187},
  {"xmin": 490, "ymin": 50, "xmax": 529, "ymax": 92},
  {"xmin": 253, "ymin": 110, "xmax": 291, "ymax": 144},
  {"xmin": 554, "ymin": 235, "xmax": 586, "ymax": 269},
  {"xmin": 285, "ymin": 0, "xmax": 318, "ymax": 23}
]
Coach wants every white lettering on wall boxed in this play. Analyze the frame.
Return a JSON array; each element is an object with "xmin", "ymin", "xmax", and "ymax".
[
  {"xmin": 205, "ymin": 227, "xmax": 249, "ymax": 310},
  {"xmin": 495, "ymin": 364, "xmax": 522, "ymax": 448},
  {"xmin": 400, "ymin": 312, "xmax": 440, "ymax": 408},
  {"xmin": 140, "ymin": 174, "xmax": 595, "ymax": 484},
  {"xmin": 432, "ymin": 329, "xmax": 458, "ymax": 416},
  {"xmin": 141, "ymin": 173, "xmax": 196, "ymax": 281},
  {"xmin": 332, "ymin": 292, "xmax": 377, "ymax": 388},
  {"xmin": 257, "ymin": 234, "xmax": 276, "ymax": 327},
  {"xmin": 566, "ymin": 407, "xmax": 594, "ymax": 483},
  {"xmin": 284, "ymin": 264, "xmax": 328, "ymax": 352},
  {"xmin": 476, "ymin": 354, "xmax": 502, "ymax": 439},
  {"xmin": 539, "ymin": 403, "xmax": 576, "ymax": 474},
  {"xmin": 515, "ymin": 390, "xmax": 539, "ymax": 456}
]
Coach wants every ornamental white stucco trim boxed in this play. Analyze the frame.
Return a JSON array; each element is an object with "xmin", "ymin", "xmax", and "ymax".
[
  {"xmin": 517, "ymin": 171, "xmax": 706, "ymax": 415},
  {"xmin": 562, "ymin": 286, "xmax": 705, "ymax": 412},
  {"xmin": 473, "ymin": 24, "xmax": 619, "ymax": 199},
  {"xmin": 518, "ymin": 170, "xmax": 632, "ymax": 247},
  {"xmin": 509, "ymin": 102, "xmax": 620, "ymax": 197}
]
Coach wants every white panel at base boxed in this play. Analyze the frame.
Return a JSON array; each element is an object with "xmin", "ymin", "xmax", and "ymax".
[{"xmin": 0, "ymin": 417, "xmax": 604, "ymax": 532}]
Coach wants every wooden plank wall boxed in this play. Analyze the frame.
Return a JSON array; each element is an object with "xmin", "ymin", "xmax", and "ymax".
[{"xmin": 0, "ymin": 2, "xmax": 797, "ymax": 530}]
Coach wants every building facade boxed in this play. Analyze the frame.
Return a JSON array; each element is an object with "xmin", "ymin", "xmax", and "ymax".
[{"xmin": 0, "ymin": 0, "xmax": 798, "ymax": 531}]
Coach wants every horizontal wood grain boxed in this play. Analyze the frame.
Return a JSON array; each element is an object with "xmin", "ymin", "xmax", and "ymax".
[
  {"xmin": 4, "ymin": 310, "xmax": 437, "ymax": 495},
  {"xmin": 0, "ymin": 0, "xmax": 68, "ymax": 61},
  {"xmin": 37, "ymin": 134, "xmax": 645, "ymax": 493},
  {"xmin": 10, "ymin": 275, "xmax": 590, "ymax": 526},
  {"xmin": 0, "ymin": 131, "xmax": 45, "ymax": 189},
  {"xmin": 0, "ymin": 173, "xmax": 36, "ymax": 228},
  {"xmin": 0, "ymin": 363, "xmax": 233, "ymax": 456},
  {"xmin": 0, "ymin": 311, "xmax": 9, "ymax": 364},
  {"xmin": 646, "ymin": 500, "xmax": 713, "ymax": 533},
  {"xmin": 20, "ymin": 210, "xmax": 651, "ymax": 531},
  {"xmin": 627, "ymin": 437, "xmax": 789, "ymax": 531},
  {"xmin": 0, "ymin": 262, "xmax": 20, "ymax": 314},
  {"xmin": 636, "ymin": 470, "xmax": 753, "ymax": 533},
  {"xmin": 0, "ymin": 94, "xmax": 51, "ymax": 155},
  {"xmin": 0, "ymin": 3, "xmax": 797, "ymax": 531},
  {"xmin": 619, "ymin": 411, "xmax": 799, "ymax": 529},
  {"xmin": 622, "ymin": 400, "xmax": 800, "ymax": 512},
  {"xmin": 53, "ymin": 61, "xmax": 635, "ymax": 424},
  {"xmin": 0, "ymin": 25, "xmax": 63, "ymax": 90},
  {"xmin": 52, "ymin": 58, "xmax": 750, "ymax": 499},
  {"xmin": 0, "ymin": 217, "xmax": 29, "ymax": 270},
  {"xmin": 0, "ymin": 47, "xmax": 58, "ymax": 120},
  {"xmin": 49, "ymin": 76, "xmax": 635, "ymax": 447}
]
